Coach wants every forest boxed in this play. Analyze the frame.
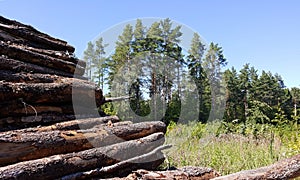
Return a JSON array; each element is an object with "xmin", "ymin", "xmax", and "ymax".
[{"xmin": 83, "ymin": 18, "xmax": 300, "ymax": 175}]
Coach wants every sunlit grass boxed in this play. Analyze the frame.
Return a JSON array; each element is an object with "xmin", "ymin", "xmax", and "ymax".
[{"xmin": 163, "ymin": 121, "xmax": 298, "ymax": 175}]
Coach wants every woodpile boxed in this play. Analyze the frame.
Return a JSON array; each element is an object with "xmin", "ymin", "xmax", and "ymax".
[
  {"xmin": 0, "ymin": 16, "xmax": 168, "ymax": 179},
  {"xmin": 2, "ymin": 15, "xmax": 300, "ymax": 180}
]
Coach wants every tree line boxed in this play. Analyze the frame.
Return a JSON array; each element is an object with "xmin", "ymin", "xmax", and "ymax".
[{"xmin": 83, "ymin": 18, "xmax": 300, "ymax": 125}]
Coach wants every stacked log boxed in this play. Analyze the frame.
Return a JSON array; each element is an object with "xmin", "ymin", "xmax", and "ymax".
[
  {"xmin": 0, "ymin": 15, "xmax": 106, "ymax": 130},
  {"xmin": 0, "ymin": 15, "xmax": 168, "ymax": 179}
]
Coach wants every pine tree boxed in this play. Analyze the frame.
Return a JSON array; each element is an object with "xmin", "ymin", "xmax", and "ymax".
[
  {"xmin": 187, "ymin": 33, "xmax": 209, "ymax": 122},
  {"xmin": 83, "ymin": 41, "xmax": 95, "ymax": 80},
  {"xmin": 203, "ymin": 42, "xmax": 227, "ymax": 121},
  {"xmin": 92, "ymin": 37, "xmax": 108, "ymax": 89}
]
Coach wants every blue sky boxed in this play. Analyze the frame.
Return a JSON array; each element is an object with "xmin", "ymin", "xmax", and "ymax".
[{"xmin": 1, "ymin": 0, "xmax": 300, "ymax": 87}]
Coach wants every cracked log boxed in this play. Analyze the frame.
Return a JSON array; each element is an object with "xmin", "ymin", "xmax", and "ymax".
[
  {"xmin": 0, "ymin": 121, "xmax": 166, "ymax": 166},
  {"xmin": 0, "ymin": 132, "xmax": 165, "ymax": 180},
  {"xmin": 213, "ymin": 154, "xmax": 300, "ymax": 180},
  {"xmin": 0, "ymin": 42, "xmax": 85, "ymax": 75}
]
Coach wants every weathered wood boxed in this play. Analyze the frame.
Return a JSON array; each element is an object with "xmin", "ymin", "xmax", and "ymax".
[
  {"xmin": 0, "ymin": 16, "xmax": 75, "ymax": 52},
  {"xmin": 35, "ymin": 115, "xmax": 120, "ymax": 131},
  {"xmin": 0, "ymin": 132, "xmax": 165, "ymax": 180},
  {"xmin": 23, "ymin": 46, "xmax": 86, "ymax": 67},
  {"xmin": 104, "ymin": 96, "xmax": 132, "ymax": 103},
  {"xmin": 0, "ymin": 70, "xmax": 61, "ymax": 83},
  {"xmin": 117, "ymin": 166, "xmax": 220, "ymax": 180},
  {"xmin": 0, "ymin": 113, "xmax": 102, "ymax": 131},
  {"xmin": 0, "ymin": 121, "xmax": 166, "ymax": 166},
  {"xmin": 0, "ymin": 42, "xmax": 84, "ymax": 75},
  {"xmin": 0, "ymin": 80, "xmax": 103, "ymax": 105},
  {"xmin": 61, "ymin": 145, "xmax": 171, "ymax": 180},
  {"xmin": 0, "ymin": 115, "xmax": 119, "ymax": 132},
  {"xmin": 0, "ymin": 99, "xmax": 101, "ymax": 119},
  {"xmin": 213, "ymin": 154, "xmax": 300, "ymax": 180},
  {"xmin": 0, "ymin": 57, "xmax": 86, "ymax": 79}
]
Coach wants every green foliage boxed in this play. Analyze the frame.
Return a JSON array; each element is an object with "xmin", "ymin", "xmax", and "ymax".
[{"xmin": 164, "ymin": 121, "xmax": 297, "ymax": 175}]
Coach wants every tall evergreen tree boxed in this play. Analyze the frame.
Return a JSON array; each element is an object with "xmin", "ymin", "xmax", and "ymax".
[
  {"xmin": 92, "ymin": 37, "xmax": 108, "ymax": 89},
  {"xmin": 203, "ymin": 42, "xmax": 227, "ymax": 121},
  {"xmin": 83, "ymin": 41, "xmax": 95, "ymax": 80},
  {"xmin": 187, "ymin": 33, "xmax": 209, "ymax": 122}
]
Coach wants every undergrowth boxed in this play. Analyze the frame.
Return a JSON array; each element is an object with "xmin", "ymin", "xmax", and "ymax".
[{"xmin": 163, "ymin": 121, "xmax": 300, "ymax": 175}]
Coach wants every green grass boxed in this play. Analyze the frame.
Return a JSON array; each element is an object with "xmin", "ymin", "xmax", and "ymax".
[{"xmin": 162, "ymin": 121, "xmax": 300, "ymax": 175}]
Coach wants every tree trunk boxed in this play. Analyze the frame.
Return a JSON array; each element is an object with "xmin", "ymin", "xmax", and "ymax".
[
  {"xmin": 0, "ymin": 42, "xmax": 84, "ymax": 75},
  {"xmin": 0, "ymin": 121, "xmax": 166, "ymax": 166},
  {"xmin": 0, "ymin": 16, "xmax": 75, "ymax": 52},
  {"xmin": 99, "ymin": 166, "xmax": 220, "ymax": 180},
  {"xmin": 0, "ymin": 57, "xmax": 86, "ymax": 79},
  {"xmin": 22, "ymin": 46, "xmax": 86, "ymax": 67},
  {"xmin": 0, "ymin": 113, "xmax": 101, "ymax": 131},
  {"xmin": 0, "ymin": 107, "xmax": 119, "ymax": 132},
  {"xmin": 0, "ymin": 80, "xmax": 103, "ymax": 105},
  {"xmin": 35, "ymin": 115, "xmax": 120, "ymax": 131},
  {"xmin": 213, "ymin": 154, "xmax": 300, "ymax": 180},
  {"xmin": 0, "ymin": 132, "xmax": 165, "ymax": 180},
  {"xmin": 61, "ymin": 145, "xmax": 171, "ymax": 180}
]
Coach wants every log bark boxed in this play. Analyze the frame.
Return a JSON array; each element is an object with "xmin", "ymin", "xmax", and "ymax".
[
  {"xmin": 0, "ymin": 121, "xmax": 166, "ymax": 166},
  {"xmin": 0, "ymin": 57, "xmax": 86, "ymax": 79},
  {"xmin": 0, "ymin": 16, "xmax": 75, "ymax": 52},
  {"xmin": 0, "ymin": 115, "xmax": 119, "ymax": 132},
  {"xmin": 0, "ymin": 99, "xmax": 101, "ymax": 119},
  {"xmin": 0, "ymin": 42, "xmax": 85, "ymax": 75},
  {"xmin": 0, "ymin": 132, "xmax": 165, "ymax": 180},
  {"xmin": 213, "ymin": 154, "xmax": 300, "ymax": 180},
  {"xmin": 0, "ymin": 80, "xmax": 104, "ymax": 105},
  {"xmin": 23, "ymin": 46, "xmax": 86, "ymax": 67},
  {"xmin": 0, "ymin": 113, "xmax": 104, "ymax": 131},
  {"xmin": 33, "ymin": 115, "xmax": 120, "ymax": 131},
  {"xmin": 0, "ymin": 70, "xmax": 62, "ymax": 83},
  {"xmin": 61, "ymin": 145, "xmax": 171, "ymax": 180}
]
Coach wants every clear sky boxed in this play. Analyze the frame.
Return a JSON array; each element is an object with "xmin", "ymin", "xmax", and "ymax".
[{"xmin": 1, "ymin": 0, "xmax": 300, "ymax": 88}]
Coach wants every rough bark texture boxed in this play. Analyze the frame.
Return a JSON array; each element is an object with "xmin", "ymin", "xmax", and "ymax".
[
  {"xmin": 0, "ymin": 16, "xmax": 75, "ymax": 52},
  {"xmin": 0, "ymin": 42, "xmax": 85, "ymax": 75},
  {"xmin": 0, "ymin": 16, "xmax": 169, "ymax": 180},
  {"xmin": 213, "ymin": 154, "xmax": 300, "ymax": 180},
  {"xmin": 0, "ymin": 133, "xmax": 165, "ymax": 180},
  {"xmin": 126, "ymin": 167, "xmax": 220, "ymax": 180},
  {"xmin": 0, "ymin": 80, "xmax": 103, "ymax": 105},
  {"xmin": 0, "ymin": 70, "xmax": 88, "ymax": 83},
  {"xmin": 0, "ymin": 57, "xmax": 85, "ymax": 79},
  {"xmin": 61, "ymin": 145, "xmax": 171, "ymax": 180},
  {"xmin": 0, "ymin": 121, "xmax": 166, "ymax": 166}
]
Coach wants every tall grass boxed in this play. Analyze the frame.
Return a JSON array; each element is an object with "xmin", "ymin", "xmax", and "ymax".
[{"xmin": 163, "ymin": 121, "xmax": 299, "ymax": 175}]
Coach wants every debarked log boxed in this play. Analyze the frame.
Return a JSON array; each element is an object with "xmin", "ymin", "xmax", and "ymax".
[
  {"xmin": 0, "ymin": 16, "xmax": 75, "ymax": 52},
  {"xmin": 0, "ymin": 121, "xmax": 166, "ymax": 166},
  {"xmin": 0, "ymin": 57, "xmax": 86, "ymax": 79},
  {"xmin": 0, "ymin": 42, "xmax": 84, "ymax": 75},
  {"xmin": 213, "ymin": 154, "xmax": 300, "ymax": 180},
  {"xmin": 0, "ymin": 132, "xmax": 165, "ymax": 180},
  {"xmin": 0, "ymin": 80, "xmax": 104, "ymax": 105},
  {"xmin": 62, "ymin": 145, "xmax": 171, "ymax": 180}
]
